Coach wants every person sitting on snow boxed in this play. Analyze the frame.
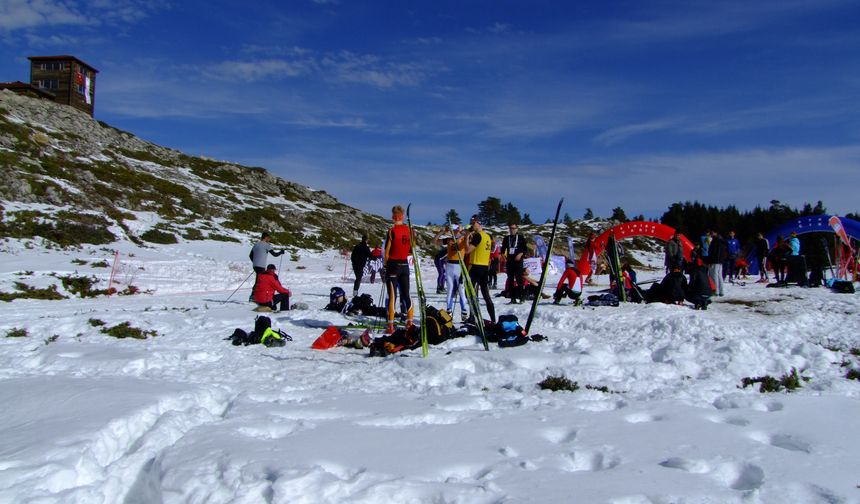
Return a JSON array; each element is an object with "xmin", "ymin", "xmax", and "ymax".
[
  {"xmin": 659, "ymin": 267, "xmax": 688, "ymax": 305},
  {"xmin": 686, "ymin": 264, "xmax": 713, "ymax": 310},
  {"xmin": 553, "ymin": 259, "xmax": 583, "ymax": 305},
  {"xmin": 253, "ymin": 264, "xmax": 290, "ymax": 312}
]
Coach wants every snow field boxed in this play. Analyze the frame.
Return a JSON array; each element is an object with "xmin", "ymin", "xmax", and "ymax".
[{"xmin": 1, "ymin": 238, "xmax": 859, "ymax": 503}]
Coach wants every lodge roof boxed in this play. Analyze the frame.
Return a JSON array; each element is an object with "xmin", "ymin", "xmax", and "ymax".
[{"xmin": 28, "ymin": 55, "xmax": 99, "ymax": 73}]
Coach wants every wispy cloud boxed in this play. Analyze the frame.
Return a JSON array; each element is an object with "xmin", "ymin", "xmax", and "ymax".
[
  {"xmin": 194, "ymin": 49, "xmax": 439, "ymax": 89},
  {"xmin": 0, "ymin": 0, "xmax": 166, "ymax": 31},
  {"xmin": 0, "ymin": 0, "xmax": 87, "ymax": 31},
  {"xmin": 593, "ymin": 118, "xmax": 683, "ymax": 146}
]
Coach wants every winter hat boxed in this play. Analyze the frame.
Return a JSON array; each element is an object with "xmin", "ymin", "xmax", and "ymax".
[{"xmin": 267, "ymin": 264, "xmax": 277, "ymax": 271}]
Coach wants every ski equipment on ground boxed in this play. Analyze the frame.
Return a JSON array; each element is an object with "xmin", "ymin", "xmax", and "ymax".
[
  {"xmin": 406, "ymin": 204, "xmax": 429, "ymax": 357},
  {"xmin": 448, "ymin": 217, "xmax": 489, "ymax": 350},
  {"xmin": 524, "ymin": 198, "xmax": 563, "ymax": 335}
]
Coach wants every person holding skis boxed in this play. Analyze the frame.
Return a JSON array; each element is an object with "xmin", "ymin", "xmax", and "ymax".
[
  {"xmin": 501, "ymin": 221, "xmax": 528, "ymax": 304},
  {"xmin": 384, "ymin": 205, "xmax": 413, "ymax": 334},
  {"xmin": 434, "ymin": 225, "xmax": 469, "ymax": 322},
  {"xmin": 253, "ymin": 264, "xmax": 290, "ymax": 312},
  {"xmin": 350, "ymin": 234, "xmax": 372, "ymax": 297},
  {"xmin": 466, "ymin": 215, "xmax": 496, "ymax": 323}
]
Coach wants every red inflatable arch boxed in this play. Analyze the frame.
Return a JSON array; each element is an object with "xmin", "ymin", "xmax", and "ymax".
[{"xmin": 591, "ymin": 221, "xmax": 694, "ymax": 262}]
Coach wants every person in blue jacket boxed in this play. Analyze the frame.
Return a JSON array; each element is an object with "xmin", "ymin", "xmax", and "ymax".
[
  {"xmin": 725, "ymin": 230, "xmax": 741, "ymax": 282},
  {"xmin": 788, "ymin": 232, "xmax": 801, "ymax": 256}
]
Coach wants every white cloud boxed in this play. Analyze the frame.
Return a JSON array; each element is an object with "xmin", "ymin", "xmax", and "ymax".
[
  {"xmin": 202, "ymin": 59, "xmax": 316, "ymax": 82},
  {"xmin": 0, "ymin": 0, "xmax": 165, "ymax": 31},
  {"xmin": 0, "ymin": 0, "xmax": 88, "ymax": 30}
]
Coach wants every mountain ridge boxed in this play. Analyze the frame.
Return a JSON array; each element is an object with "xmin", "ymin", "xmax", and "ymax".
[{"xmin": 0, "ymin": 90, "xmax": 390, "ymax": 251}]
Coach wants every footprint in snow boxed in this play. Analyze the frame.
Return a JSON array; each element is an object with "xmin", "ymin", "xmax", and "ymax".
[
  {"xmin": 706, "ymin": 414, "xmax": 750, "ymax": 427},
  {"xmin": 660, "ymin": 457, "xmax": 765, "ymax": 491},
  {"xmin": 541, "ymin": 427, "xmax": 578, "ymax": 444},
  {"xmin": 559, "ymin": 448, "xmax": 621, "ymax": 472},
  {"xmin": 747, "ymin": 431, "xmax": 812, "ymax": 454},
  {"xmin": 624, "ymin": 412, "xmax": 667, "ymax": 423}
]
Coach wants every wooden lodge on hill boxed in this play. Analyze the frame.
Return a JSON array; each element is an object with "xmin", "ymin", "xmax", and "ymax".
[{"xmin": 0, "ymin": 55, "xmax": 98, "ymax": 116}]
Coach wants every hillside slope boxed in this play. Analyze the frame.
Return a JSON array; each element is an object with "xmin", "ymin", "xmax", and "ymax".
[{"xmin": 0, "ymin": 90, "xmax": 389, "ymax": 251}]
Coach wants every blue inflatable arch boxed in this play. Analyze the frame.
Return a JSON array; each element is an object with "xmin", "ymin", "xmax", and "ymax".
[
  {"xmin": 764, "ymin": 215, "xmax": 860, "ymax": 247},
  {"xmin": 747, "ymin": 215, "xmax": 860, "ymax": 275}
]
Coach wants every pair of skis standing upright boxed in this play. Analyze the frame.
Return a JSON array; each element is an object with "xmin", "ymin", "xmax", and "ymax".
[{"xmin": 405, "ymin": 199, "xmax": 564, "ymax": 358}]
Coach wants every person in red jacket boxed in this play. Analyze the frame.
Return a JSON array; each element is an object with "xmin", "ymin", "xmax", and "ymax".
[
  {"xmin": 384, "ymin": 205, "xmax": 413, "ymax": 333},
  {"xmin": 253, "ymin": 264, "xmax": 290, "ymax": 312},
  {"xmin": 553, "ymin": 259, "xmax": 583, "ymax": 305}
]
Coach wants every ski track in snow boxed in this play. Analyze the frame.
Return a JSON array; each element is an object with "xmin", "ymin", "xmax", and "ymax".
[{"xmin": 1, "ymin": 239, "xmax": 859, "ymax": 503}]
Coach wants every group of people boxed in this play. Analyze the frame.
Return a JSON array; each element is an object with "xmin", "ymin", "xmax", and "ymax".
[
  {"xmin": 246, "ymin": 217, "xmax": 816, "ymax": 320},
  {"xmin": 671, "ymin": 229, "xmax": 802, "ymax": 296}
]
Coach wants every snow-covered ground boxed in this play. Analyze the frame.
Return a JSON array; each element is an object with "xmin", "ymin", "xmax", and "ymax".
[{"xmin": 1, "ymin": 236, "xmax": 859, "ymax": 504}]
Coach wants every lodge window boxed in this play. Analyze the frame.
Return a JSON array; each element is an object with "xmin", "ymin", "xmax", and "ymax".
[
  {"xmin": 39, "ymin": 62, "xmax": 63, "ymax": 71},
  {"xmin": 38, "ymin": 79, "xmax": 59, "ymax": 89}
]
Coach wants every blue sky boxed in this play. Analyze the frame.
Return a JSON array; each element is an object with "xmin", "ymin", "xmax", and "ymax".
[{"xmin": 2, "ymin": 0, "xmax": 859, "ymax": 224}]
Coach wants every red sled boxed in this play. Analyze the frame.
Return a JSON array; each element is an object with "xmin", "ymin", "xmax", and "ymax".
[{"xmin": 311, "ymin": 326, "xmax": 342, "ymax": 350}]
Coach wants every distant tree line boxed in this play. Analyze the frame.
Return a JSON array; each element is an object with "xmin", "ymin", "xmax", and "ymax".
[
  {"xmin": 659, "ymin": 200, "xmax": 829, "ymax": 244},
  {"xmin": 441, "ymin": 198, "xmax": 858, "ymax": 245}
]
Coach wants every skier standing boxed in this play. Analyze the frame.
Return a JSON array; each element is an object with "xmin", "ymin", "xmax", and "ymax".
[
  {"xmin": 501, "ymin": 221, "xmax": 528, "ymax": 304},
  {"xmin": 384, "ymin": 205, "xmax": 413, "ymax": 334},
  {"xmin": 350, "ymin": 234, "xmax": 372, "ymax": 297},
  {"xmin": 466, "ymin": 215, "xmax": 496, "ymax": 323}
]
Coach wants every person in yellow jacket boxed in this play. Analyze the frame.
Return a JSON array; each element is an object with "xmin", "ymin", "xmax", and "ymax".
[{"xmin": 465, "ymin": 214, "xmax": 496, "ymax": 323}]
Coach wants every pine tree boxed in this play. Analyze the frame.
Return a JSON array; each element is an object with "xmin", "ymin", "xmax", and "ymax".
[
  {"xmin": 610, "ymin": 207, "xmax": 628, "ymax": 222},
  {"xmin": 522, "ymin": 213, "xmax": 534, "ymax": 225},
  {"xmin": 583, "ymin": 208, "xmax": 594, "ymax": 220},
  {"xmin": 445, "ymin": 209, "xmax": 461, "ymax": 225}
]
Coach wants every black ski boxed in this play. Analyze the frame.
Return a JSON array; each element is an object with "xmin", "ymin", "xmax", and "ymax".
[
  {"xmin": 524, "ymin": 198, "xmax": 564, "ymax": 335},
  {"xmin": 406, "ymin": 204, "xmax": 429, "ymax": 357}
]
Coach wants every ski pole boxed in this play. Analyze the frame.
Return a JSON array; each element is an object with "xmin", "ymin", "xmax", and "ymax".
[{"xmin": 224, "ymin": 271, "xmax": 254, "ymax": 304}]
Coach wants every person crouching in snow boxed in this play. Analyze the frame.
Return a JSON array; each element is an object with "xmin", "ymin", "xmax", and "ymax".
[
  {"xmin": 659, "ymin": 267, "xmax": 688, "ymax": 305},
  {"xmin": 253, "ymin": 264, "xmax": 290, "ymax": 312},
  {"xmin": 686, "ymin": 264, "xmax": 713, "ymax": 310},
  {"xmin": 553, "ymin": 259, "xmax": 583, "ymax": 305}
]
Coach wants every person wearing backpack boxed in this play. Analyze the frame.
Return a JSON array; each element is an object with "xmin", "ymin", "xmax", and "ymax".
[
  {"xmin": 252, "ymin": 264, "xmax": 291, "ymax": 312},
  {"xmin": 350, "ymin": 235, "xmax": 372, "ymax": 298}
]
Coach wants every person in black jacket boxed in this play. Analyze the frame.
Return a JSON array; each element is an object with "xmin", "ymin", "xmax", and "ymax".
[
  {"xmin": 351, "ymin": 235, "xmax": 372, "ymax": 297},
  {"xmin": 660, "ymin": 267, "xmax": 688, "ymax": 304},
  {"xmin": 686, "ymin": 264, "xmax": 713, "ymax": 309},
  {"xmin": 500, "ymin": 222, "xmax": 528, "ymax": 304},
  {"xmin": 705, "ymin": 231, "xmax": 727, "ymax": 296}
]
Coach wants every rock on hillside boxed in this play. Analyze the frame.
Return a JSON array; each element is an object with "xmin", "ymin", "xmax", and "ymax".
[{"xmin": 0, "ymin": 90, "xmax": 389, "ymax": 250}]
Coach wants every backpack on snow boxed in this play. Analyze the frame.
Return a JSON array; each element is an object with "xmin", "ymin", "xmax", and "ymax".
[
  {"xmin": 490, "ymin": 314, "xmax": 529, "ymax": 348},
  {"xmin": 228, "ymin": 315, "xmax": 292, "ymax": 347},
  {"xmin": 586, "ymin": 293, "xmax": 620, "ymax": 307},
  {"xmin": 368, "ymin": 325, "xmax": 421, "ymax": 357},
  {"xmin": 424, "ymin": 305, "xmax": 455, "ymax": 345}
]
